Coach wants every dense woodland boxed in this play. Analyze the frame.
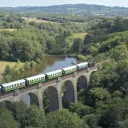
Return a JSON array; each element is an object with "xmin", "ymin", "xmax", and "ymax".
[{"xmin": 1, "ymin": 5, "xmax": 128, "ymax": 128}]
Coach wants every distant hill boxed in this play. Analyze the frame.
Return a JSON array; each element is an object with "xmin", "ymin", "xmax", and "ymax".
[{"xmin": 0, "ymin": 4, "xmax": 128, "ymax": 17}]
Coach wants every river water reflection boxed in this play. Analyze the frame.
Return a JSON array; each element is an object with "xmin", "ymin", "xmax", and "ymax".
[{"xmin": 22, "ymin": 56, "xmax": 78, "ymax": 78}]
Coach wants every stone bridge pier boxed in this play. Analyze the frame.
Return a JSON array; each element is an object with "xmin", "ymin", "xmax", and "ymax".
[{"xmin": 0, "ymin": 66, "xmax": 100, "ymax": 112}]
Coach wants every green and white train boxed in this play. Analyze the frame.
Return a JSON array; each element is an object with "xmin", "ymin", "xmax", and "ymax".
[{"xmin": 0, "ymin": 62, "xmax": 95, "ymax": 93}]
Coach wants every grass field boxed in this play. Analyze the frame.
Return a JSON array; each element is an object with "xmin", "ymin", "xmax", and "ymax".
[
  {"xmin": 71, "ymin": 32, "xmax": 87, "ymax": 40},
  {"xmin": 0, "ymin": 61, "xmax": 24, "ymax": 79},
  {"xmin": 22, "ymin": 17, "xmax": 59, "ymax": 24},
  {"xmin": 0, "ymin": 29, "xmax": 17, "ymax": 32},
  {"xmin": 0, "ymin": 61, "xmax": 16, "ymax": 78}
]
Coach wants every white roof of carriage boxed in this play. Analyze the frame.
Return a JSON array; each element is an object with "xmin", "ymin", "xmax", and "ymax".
[
  {"xmin": 1, "ymin": 79, "xmax": 26, "ymax": 87},
  {"xmin": 45, "ymin": 69, "xmax": 62, "ymax": 75},
  {"xmin": 62, "ymin": 65, "xmax": 77, "ymax": 71},
  {"xmin": 77, "ymin": 62, "xmax": 88, "ymax": 67},
  {"xmin": 25, "ymin": 74, "xmax": 46, "ymax": 81}
]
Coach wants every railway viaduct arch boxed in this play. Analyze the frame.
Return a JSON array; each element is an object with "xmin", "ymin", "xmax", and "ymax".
[{"xmin": 0, "ymin": 65, "xmax": 100, "ymax": 112}]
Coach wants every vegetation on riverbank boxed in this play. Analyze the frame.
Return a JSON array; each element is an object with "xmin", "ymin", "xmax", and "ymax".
[
  {"xmin": 1, "ymin": 60, "xmax": 38, "ymax": 83},
  {"xmin": 0, "ymin": 61, "xmax": 16, "ymax": 79}
]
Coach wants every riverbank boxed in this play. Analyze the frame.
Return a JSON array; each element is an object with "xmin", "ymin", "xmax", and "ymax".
[
  {"xmin": 0, "ymin": 60, "xmax": 37, "ymax": 83},
  {"xmin": 0, "ymin": 61, "xmax": 17, "ymax": 79},
  {"xmin": 68, "ymin": 54, "xmax": 109, "ymax": 63}
]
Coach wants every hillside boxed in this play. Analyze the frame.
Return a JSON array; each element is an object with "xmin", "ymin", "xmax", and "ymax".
[{"xmin": 0, "ymin": 4, "xmax": 128, "ymax": 17}]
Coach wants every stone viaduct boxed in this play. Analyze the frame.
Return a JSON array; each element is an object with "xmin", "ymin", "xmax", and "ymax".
[{"xmin": 0, "ymin": 64, "xmax": 101, "ymax": 112}]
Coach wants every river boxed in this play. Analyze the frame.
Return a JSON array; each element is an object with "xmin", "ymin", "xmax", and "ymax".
[{"xmin": 21, "ymin": 56, "xmax": 78, "ymax": 78}]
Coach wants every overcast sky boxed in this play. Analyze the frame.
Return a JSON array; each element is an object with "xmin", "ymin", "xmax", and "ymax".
[{"xmin": 0, "ymin": 0, "xmax": 128, "ymax": 7}]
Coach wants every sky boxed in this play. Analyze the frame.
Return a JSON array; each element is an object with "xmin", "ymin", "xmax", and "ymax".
[{"xmin": 0, "ymin": 0, "xmax": 128, "ymax": 7}]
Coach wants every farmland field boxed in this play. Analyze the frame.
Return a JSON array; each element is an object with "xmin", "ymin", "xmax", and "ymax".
[
  {"xmin": 0, "ymin": 61, "xmax": 24, "ymax": 79},
  {"xmin": 0, "ymin": 29, "xmax": 17, "ymax": 32},
  {"xmin": 22, "ymin": 17, "xmax": 59, "ymax": 24},
  {"xmin": 0, "ymin": 61, "xmax": 16, "ymax": 78},
  {"xmin": 70, "ymin": 32, "xmax": 87, "ymax": 40}
]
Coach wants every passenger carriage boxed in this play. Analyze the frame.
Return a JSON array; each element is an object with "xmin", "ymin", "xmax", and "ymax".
[
  {"xmin": 0, "ymin": 79, "xmax": 26, "ymax": 93},
  {"xmin": 76, "ymin": 62, "xmax": 88, "ymax": 70},
  {"xmin": 45, "ymin": 69, "xmax": 63, "ymax": 80},
  {"xmin": 62, "ymin": 65, "xmax": 77, "ymax": 75},
  {"xmin": 25, "ymin": 74, "xmax": 46, "ymax": 86}
]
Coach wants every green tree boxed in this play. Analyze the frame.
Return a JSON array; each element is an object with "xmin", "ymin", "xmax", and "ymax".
[
  {"xmin": 86, "ymin": 88, "xmax": 111, "ymax": 108},
  {"xmin": 0, "ymin": 108, "xmax": 19, "ymax": 128},
  {"xmin": 90, "ymin": 72, "xmax": 101, "ymax": 88},
  {"xmin": 46, "ymin": 109, "xmax": 87, "ymax": 128},
  {"xmin": 26, "ymin": 105, "xmax": 46, "ymax": 128},
  {"xmin": 100, "ymin": 105, "xmax": 123, "ymax": 128},
  {"xmin": 12, "ymin": 102, "xmax": 28, "ymax": 127},
  {"xmin": 72, "ymin": 38, "xmax": 82, "ymax": 53},
  {"xmin": 83, "ymin": 114, "xmax": 99, "ymax": 128},
  {"xmin": 118, "ymin": 119, "xmax": 128, "ymax": 128},
  {"xmin": 110, "ymin": 45, "xmax": 128, "ymax": 61},
  {"xmin": 69, "ymin": 103, "xmax": 94, "ymax": 118}
]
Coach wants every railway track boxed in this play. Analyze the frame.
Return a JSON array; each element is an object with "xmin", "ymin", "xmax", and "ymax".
[{"xmin": 0, "ymin": 62, "xmax": 103, "ymax": 99}]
